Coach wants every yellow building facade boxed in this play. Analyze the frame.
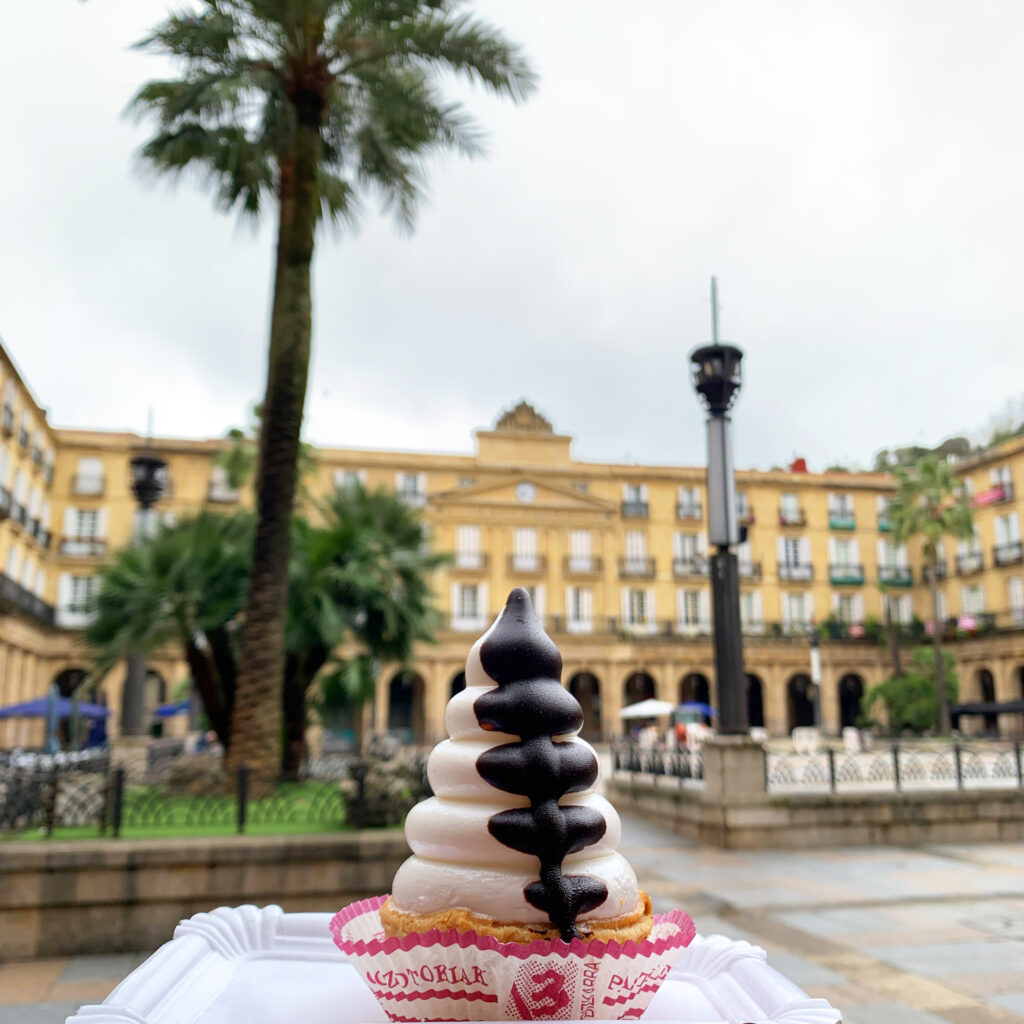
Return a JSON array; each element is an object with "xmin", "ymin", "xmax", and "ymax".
[{"xmin": 0, "ymin": 340, "xmax": 1023, "ymax": 749}]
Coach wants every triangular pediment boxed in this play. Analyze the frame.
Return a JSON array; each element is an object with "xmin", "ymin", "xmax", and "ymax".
[{"xmin": 433, "ymin": 477, "xmax": 614, "ymax": 514}]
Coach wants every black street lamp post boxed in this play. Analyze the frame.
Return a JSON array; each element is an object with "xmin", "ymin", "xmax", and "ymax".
[
  {"xmin": 690, "ymin": 278, "xmax": 748, "ymax": 735},
  {"xmin": 120, "ymin": 450, "xmax": 168, "ymax": 737}
]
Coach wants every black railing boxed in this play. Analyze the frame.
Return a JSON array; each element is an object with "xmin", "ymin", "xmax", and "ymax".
[
  {"xmin": 621, "ymin": 501, "xmax": 649, "ymax": 519},
  {"xmin": 59, "ymin": 536, "xmax": 107, "ymax": 557},
  {"xmin": 1, "ymin": 406, "xmax": 12, "ymax": 435},
  {"xmin": 0, "ymin": 571, "xmax": 55, "ymax": 625},
  {"xmin": 11, "ymin": 502, "xmax": 27, "ymax": 527},
  {"xmin": 878, "ymin": 565, "xmax": 913, "ymax": 586},
  {"xmin": 452, "ymin": 552, "xmax": 488, "ymax": 571},
  {"xmin": 675, "ymin": 503, "xmax": 703, "ymax": 521},
  {"xmin": 507, "ymin": 553, "xmax": 547, "ymax": 575},
  {"xmin": 738, "ymin": 560, "xmax": 763, "ymax": 579},
  {"xmin": 778, "ymin": 562, "xmax": 813, "ymax": 580},
  {"xmin": 613, "ymin": 742, "xmax": 704, "ymax": 784},
  {"xmin": 829, "ymin": 563, "xmax": 864, "ymax": 585},
  {"xmin": 779, "ymin": 509, "xmax": 807, "ymax": 526},
  {"xmin": 618, "ymin": 556, "xmax": 656, "ymax": 579},
  {"xmin": 994, "ymin": 541, "xmax": 1024, "ymax": 567},
  {"xmin": 71, "ymin": 474, "xmax": 105, "ymax": 496},
  {"xmin": 562, "ymin": 555, "xmax": 603, "ymax": 576},
  {"xmin": 767, "ymin": 742, "xmax": 1024, "ymax": 794},
  {"xmin": 672, "ymin": 557, "xmax": 708, "ymax": 577},
  {"xmin": 957, "ymin": 551, "xmax": 985, "ymax": 576},
  {"xmin": 922, "ymin": 563, "xmax": 948, "ymax": 582}
]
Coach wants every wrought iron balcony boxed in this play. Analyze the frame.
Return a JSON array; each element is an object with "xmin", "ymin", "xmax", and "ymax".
[
  {"xmin": 738, "ymin": 560, "xmax": 763, "ymax": 579},
  {"xmin": 878, "ymin": 565, "xmax": 913, "ymax": 587},
  {"xmin": 207, "ymin": 481, "xmax": 240, "ymax": 503},
  {"xmin": 956, "ymin": 551, "xmax": 985, "ymax": 576},
  {"xmin": 618, "ymin": 556, "xmax": 656, "ymax": 579},
  {"xmin": 921, "ymin": 562, "xmax": 948, "ymax": 582},
  {"xmin": 0, "ymin": 572, "xmax": 54, "ymax": 627},
  {"xmin": 738, "ymin": 509, "xmax": 755, "ymax": 526},
  {"xmin": 829, "ymin": 563, "xmax": 864, "ymax": 585},
  {"xmin": 59, "ymin": 536, "xmax": 108, "ymax": 557},
  {"xmin": 828, "ymin": 514, "xmax": 856, "ymax": 531},
  {"xmin": 672, "ymin": 556, "xmax": 708, "ymax": 578},
  {"xmin": 507, "ymin": 553, "xmax": 547, "ymax": 575},
  {"xmin": 11, "ymin": 503, "xmax": 27, "ymax": 528},
  {"xmin": 397, "ymin": 490, "xmax": 427, "ymax": 508},
  {"xmin": 675, "ymin": 503, "xmax": 703, "ymax": 521},
  {"xmin": 453, "ymin": 552, "xmax": 488, "ymax": 572},
  {"xmin": 621, "ymin": 500, "xmax": 649, "ymax": 519},
  {"xmin": 71, "ymin": 474, "xmax": 106, "ymax": 497},
  {"xmin": 778, "ymin": 509, "xmax": 806, "ymax": 527},
  {"xmin": 994, "ymin": 540, "xmax": 1024, "ymax": 567},
  {"xmin": 562, "ymin": 555, "xmax": 603, "ymax": 576},
  {"xmin": 877, "ymin": 516, "xmax": 893, "ymax": 532},
  {"xmin": 778, "ymin": 562, "xmax": 813, "ymax": 581}
]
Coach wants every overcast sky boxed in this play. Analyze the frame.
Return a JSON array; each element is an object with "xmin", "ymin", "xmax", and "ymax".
[{"xmin": 3, "ymin": 1, "xmax": 1024, "ymax": 472}]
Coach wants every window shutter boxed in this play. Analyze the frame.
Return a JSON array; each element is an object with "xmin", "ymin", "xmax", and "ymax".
[
  {"xmin": 831, "ymin": 591, "xmax": 840, "ymax": 612},
  {"xmin": 57, "ymin": 572, "xmax": 71, "ymax": 610},
  {"xmin": 698, "ymin": 589, "xmax": 710, "ymax": 629},
  {"xmin": 1008, "ymin": 577, "xmax": 1024, "ymax": 612},
  {"xmin": 532, "ymin": 585, "xmax": 545, "ymax": 618},
  {"xmin": 63, "ymin": 507, "xmax": 76, "ymax": 537},
  {"xmin": 97, "ymin": 508, "xmax": 108, "ymax": 538},
  {"xmin": 799, "ymin": 536, "xmax": 811, "ymax": 565},
  {"xmin": 639, "ymin": 484, "xmax": 649, "ymax": 501},
  {"xmin": 698, "ymin": 532, "xmax": 708, "ymax": 555},
  {"xmin": 781, "ymin": 593, "xmax": 791, "ymax": 627},
  {"xmin": 753, "ymin": 591, "xmax": 763, "ymax": 623},
  {"xmin": 776, "ymin": 536, "xmax": 786, "ymax": 565},
  {"xmin": 805, "ymin": 592, "xmax": 815, "ymax": 622},
  {"xmin": 827, "ymin": 537, "xmax": 836, "ymax": 563},
  {"xmin": 478, "ymin": 583, "xmax": 489, "ymax": 621},
  {"xmin": 450, "ymin": 582, "xmax": 460, "ymax": 621},
  {"xmin": 853, "ymin": 594, "xmax": 865, "ymax": 622},
  {"xmin": 1010, "ymin": 512, "xmax": 1021, "ymax": 542},
  {"xmin": 581, "ymin": 587, "xmax": 593, "ymax": 620},
  {"xmin": 646, "ymin": 588, "xmax": 656, "ymax": 627},
  {"xmin": 672, "ymin": 532, "xmax": 683, "ymax": 559},
  {"xmin": 620, "ymin": 587, "xmax": 630, "ymax": 623},
  {"xmin": 565, "ymin": 586, "xmax": 576, "ymax": 618},
  {"xmin": 877, "ymin": 538, "xmax": 887, "ymax": 567}
]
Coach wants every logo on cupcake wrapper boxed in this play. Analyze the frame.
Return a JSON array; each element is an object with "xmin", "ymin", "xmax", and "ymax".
[{"xmin": 507, "ymin": 961, "xmax": 577, "ymax": 1020}]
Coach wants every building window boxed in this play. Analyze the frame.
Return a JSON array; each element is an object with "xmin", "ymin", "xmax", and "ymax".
[
  {"xmin": 458, "ymin": 476, "xmax": 475, "ymax": 488},
  {"xmin": 961, "ymin": 584, "xmax": 986, "ymax": 616},
  {"xmin": 676, "ymin": 485, "xmax": 702, "ymax": 519},
  {"xmin": 1009, "ymin": 577, "xmax": 1024, "ymax": 627},
  {"xmin": 333, "ymin": 468, "xmax": 366, "ymax": 491},
  {"xmin": 566, "ymin": 585, "xmax": 593, "ymax": 633},
  {"xmin": 73, "ymin": 457, "xmax": 104, "ymax": 496},
  {"xmin": 513, "ymin": 528, "xmax": 539, "ymax": 572},
  {"xmin": 6, "ymin": 544, "xmax": 21, "ymax": 580},
  {"xmin": 451, "ymin": 582, "xmax": 487, "ymax": 630},
  {"xmin": 623, "ymin": 587, "xmax": 652, "ymax": 629},
  {"xmin": 621, "ymin": 483, "xmax": 648, "ymax": 518},
  {"xmin": 676, "ymin": 588, "xmax": 709, "ymax": 634},
  {"xmin": 522, "ymin": 584, "xmax": 545, "ymax": 621},
  {"xmin": 568, "ymin": 530, "xmax": 592, "ymax": 572},
  {"xmin": 884, "ymin": 593, "xmax": 912, "ymax": 625},
  {"xmin": 782, "ymin": 592, "xmax": 813, "ymax": 632},
  {"xmin": 740, "ymin": 591, "xmax": 763, "ymax": 634},
  {"xmin": 833, "ymin": 592, "xmax": 864, "ymax": 624},
  {"xmin": 828, "ymin": 492, "xmax": 855, "ymax": 527},
  {"xmin": 455, "ymin": 525, "xmax": 482, "ymax": 569},
  {"xmin": 779, "ymin": 492, "xmax": 802, "ymax": 524},
  {"xmin": 396, "ymin": 471, "xmax": 426, "ymax": 506},
  {"xmin": 736, "ymin": 491, "xmax": 752, "ymax": 523},
  {"xmin": 673, "ymin": 532, "xmax": 706, "ymax": 574}
]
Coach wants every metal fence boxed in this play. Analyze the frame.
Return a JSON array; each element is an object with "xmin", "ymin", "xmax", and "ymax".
[
  {"xmin": 612, "ymin": 743, "xmax": 704, "ymax": 785},
  {"xmin": 0, "ymin": 750, "xmax": 430, "ymax": 839},
  {"xmin": 766, "ymin": 742, "xmax": 1024, "ymax": 795}
]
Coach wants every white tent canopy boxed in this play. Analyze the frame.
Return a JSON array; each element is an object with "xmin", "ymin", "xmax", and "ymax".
[{"xmin": 619, "ymin": 698, "xmax": 676, "ymax": 719}]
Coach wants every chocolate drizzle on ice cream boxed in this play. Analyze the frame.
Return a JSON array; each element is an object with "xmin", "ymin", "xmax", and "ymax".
[{"xmin": 475, "ymin": 589, "xmax": 608, "ymax": 941}]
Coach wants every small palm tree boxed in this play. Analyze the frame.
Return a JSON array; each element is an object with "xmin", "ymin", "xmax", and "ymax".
[
  {"xmin": 130, "ymin": 1, "xmax": 535, "ymax": 778},
  {"xmin": 286, "ymin": 481, "xmax": 448, "ymax": 769},
  {"xmin": 887, "ymin": 456, "xmax": 974, "ymax": 733},
  {"xmin": 86, "ymin": 512, "xmax": 254, "ymax": 751}
]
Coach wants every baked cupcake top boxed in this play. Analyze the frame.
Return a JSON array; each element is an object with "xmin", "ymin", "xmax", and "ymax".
[{"xmin": 391, "ymin": 589, "xmax": 640, "ymax": 939}]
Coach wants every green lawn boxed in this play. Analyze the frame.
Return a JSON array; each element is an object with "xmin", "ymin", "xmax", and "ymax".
[{"xmin": 4, "ymin": 779, "xmax": 352, "ymax": 841}]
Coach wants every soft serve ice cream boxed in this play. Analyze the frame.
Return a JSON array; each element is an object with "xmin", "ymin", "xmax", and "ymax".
[{"xmin": 382, "ymin": 588, "xmax": 652, "ymax": 943}]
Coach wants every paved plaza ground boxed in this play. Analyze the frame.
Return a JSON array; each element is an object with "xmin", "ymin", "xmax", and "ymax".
[{"xmin": 2, "ymin": 812, "xmax": 1023, "ymax": 1022}]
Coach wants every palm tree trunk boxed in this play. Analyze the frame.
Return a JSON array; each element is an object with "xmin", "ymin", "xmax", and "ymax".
[
  {"xmin": 184, "ymin": 642, "xmax": 231, "ymax": 751},
  {"xmin": 228, "ymin": 98, "xmax": 322, "ymax": 781},
  {"xmin": 929, "ymin": 556, "xmax": 952, "ymax": 734},
  {"xmin": 281, "ymin": 647, "xmax": 329, "ymax": 777}
]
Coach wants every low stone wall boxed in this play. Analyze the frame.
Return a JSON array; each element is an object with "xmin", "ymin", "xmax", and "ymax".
[
  {"xmin": 0, "ymin": 830, "xmax": 410, "ymax": 959},
  {"xmin": 608, "ymin": 775, "xmax": 1024, "ymax": 849}
]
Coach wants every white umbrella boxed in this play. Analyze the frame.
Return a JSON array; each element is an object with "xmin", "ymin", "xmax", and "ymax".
[{"xmin": 619, "ymin": 698, "xmax": 676, "ymax": 719}]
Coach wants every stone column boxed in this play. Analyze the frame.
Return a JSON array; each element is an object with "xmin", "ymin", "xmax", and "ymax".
[
  {"xmin": 702, "ymin": 736, "xmax": 768, "ymax": 805},
  {"xmin": 819, "ymin": 664, "xmax": 840, "ymax": 736},
  {"xmin": 762, "ymin": 666, "xmax": 789, "ymax": 737},
  {"xmin": 423, "ymin": 660, "xmax": 450, "ymax": 745},
  {"xmin": 601, "ymin": 662, "xmax": 623, "ymax": 740}
]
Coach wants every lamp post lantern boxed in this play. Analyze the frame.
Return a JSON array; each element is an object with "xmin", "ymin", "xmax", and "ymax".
[
  {"xmin": 120, "ymin": 449, "xmax": 168, "ymax": 737},
  {"xmin": 690, "ymin": 277, "xmax": 747, "ymax": 735}
]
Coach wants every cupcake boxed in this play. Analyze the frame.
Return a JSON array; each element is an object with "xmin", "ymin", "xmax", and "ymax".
[{"xmin": 332, "ymin": 589, "xmax": 694, "ymax": 1020}]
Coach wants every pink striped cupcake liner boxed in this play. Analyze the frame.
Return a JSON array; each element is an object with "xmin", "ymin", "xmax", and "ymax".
[{"xmin": 330, "ymin": 895, "xmax": 695, "ymax": 1021}]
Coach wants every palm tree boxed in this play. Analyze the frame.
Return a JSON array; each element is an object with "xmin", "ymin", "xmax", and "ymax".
[
  {"xmin": 86, "ymin": 512, "xmax": 254, "ymax": 751},
  {"xmin": 284, "ymin": 482, "xmax": 448, "ymax": 771},
  {"xmin": 130, "ymin": 1, "xmax": 536, "ymax": 777},
  {"xmin": 887, "ymin": 456, "xmax": 974, "ymax": 733}
]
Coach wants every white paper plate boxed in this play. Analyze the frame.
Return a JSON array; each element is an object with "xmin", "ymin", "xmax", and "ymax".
[{"xmin": 66, "ymin": 905, "xmax": 840, "ymax": 1024}]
